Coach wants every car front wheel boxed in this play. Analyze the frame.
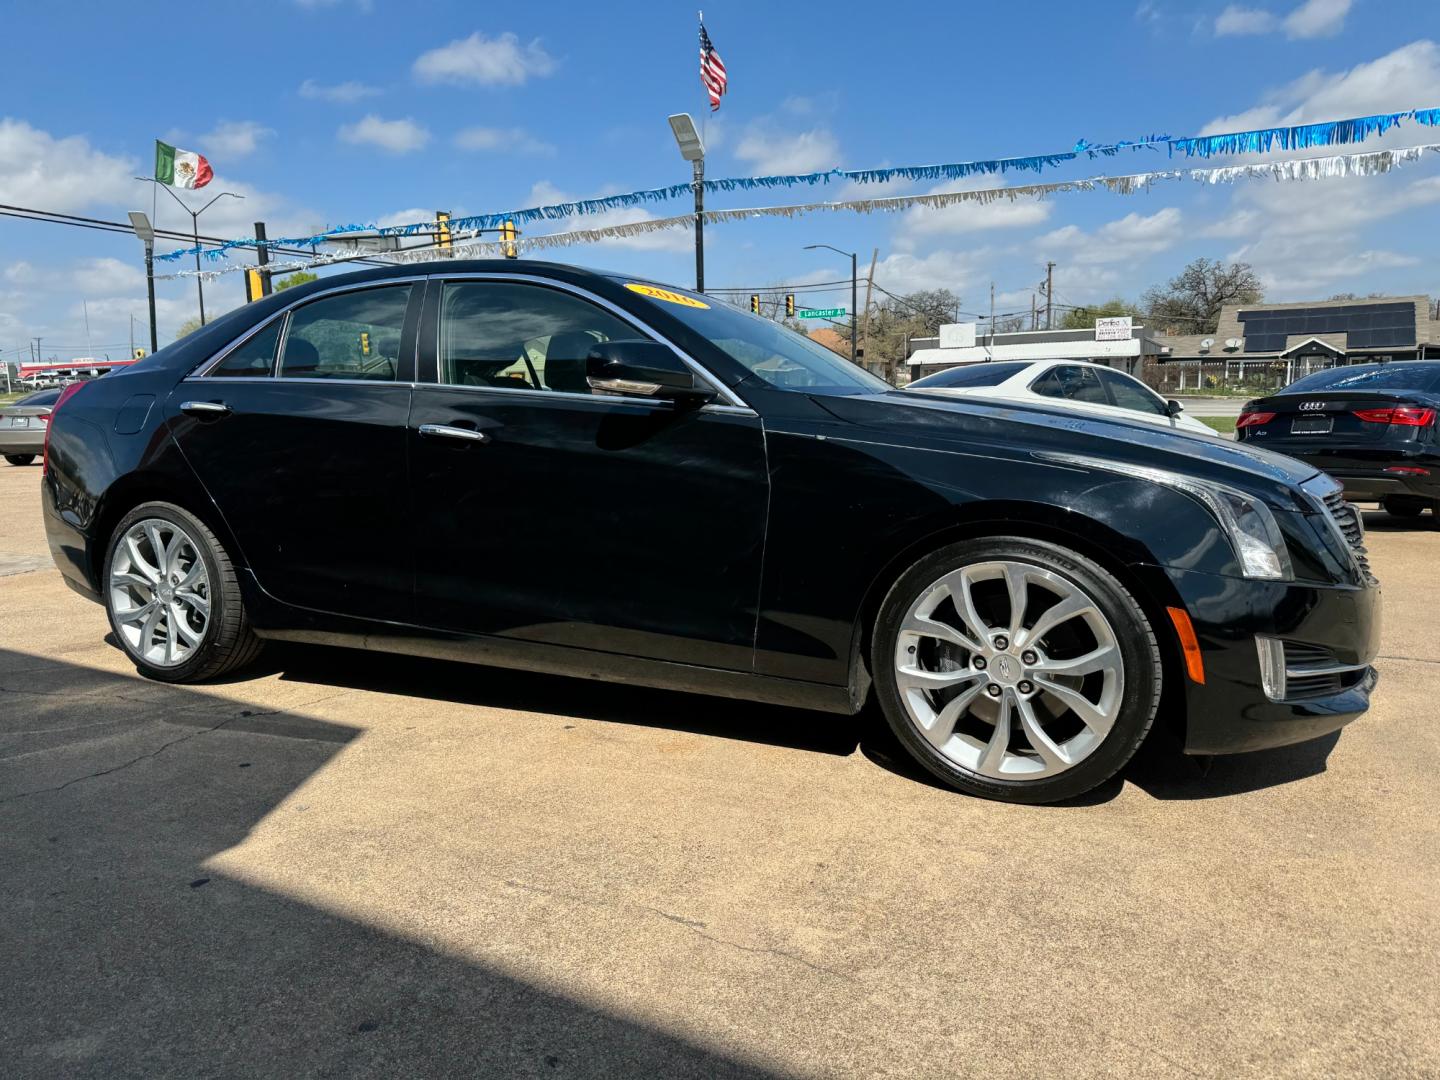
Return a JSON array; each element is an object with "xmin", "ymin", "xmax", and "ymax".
[
  {"xmin": 873, "ymin": 537, "xmax": 1162, "ymax": 804},
  {"xmin": 104, "ymin": 502, "xmax": 263, "ymax": 683}
]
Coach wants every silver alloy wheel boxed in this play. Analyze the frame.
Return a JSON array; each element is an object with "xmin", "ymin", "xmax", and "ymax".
[
  {"xmin": 893, "ymin": 560, "xmax": 1124, "ymax": 780},
  {"xmin": 109, "ymin": 518, "xmax": 211, "ymax": 668}
]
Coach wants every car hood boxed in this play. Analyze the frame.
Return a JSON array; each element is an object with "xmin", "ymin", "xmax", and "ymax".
[{"xmin": 814, "ymin": 390, "xmax": 1321, "ymax": 509}]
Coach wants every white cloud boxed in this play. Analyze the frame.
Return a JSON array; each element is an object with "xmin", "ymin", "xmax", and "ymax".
[
  {"xmin": 1282, "ymin": 0, "xmax": 1351, "ymax": 39},
  {"xmin": 1215, "ymin": 5, "xmax": 1276, "ymax": 36},
  {"xmin": 895, "ymin": 179, "xmax": 1055, "ymax": 249},
  {"xmin": 452, "ymin": 126, "xmax": 555, "ymax": 156},
  {"xmin": 1214, "ymin": 0, "xmax": 1350, "ymax": 39},
  {"xmin": 870, "ymin": 249, "xmax": 993, "ymax": 297},
  {"xmin": 1038, "ymin": 207, "xmax": 1184, "ymax": 265},
  {"xmin": 338, "ymin": 115, "xmax": 430, "ymax": 154},
  {"xmin": 298, "ymin": 78, "xmax": 382, "ymax": 104},
  {"xmin": 413, "ymin": 32, "xmax": 557, "ymax": 87},
  {"xmin": 197, "ymin": 120, "xmax": 273, "ymax": 160},
  {"xmin": 1201, "ymin": 41, "xmax": 1440, "ymax": 139},
  {"xmin": 733, "ymin": 127, "xmax": 840, "ymax": 175},
  {"xmin": 0, "ymin": 118, "xmax": 136, "ymax": 212}
]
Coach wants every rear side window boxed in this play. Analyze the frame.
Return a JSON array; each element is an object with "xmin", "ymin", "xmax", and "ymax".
[
  {"xmin": 1096, "ymin": 368, "xmax": 1167, "ymax": 415},
  {"xmin": 279, "ymin": 285, "xmax": 412, "ymax": 381},
  {"xmin": 909, "ymin": 362, "xmax": 1028, "ymax": 389},
  {"xmin": 438, "ymin": 281, "xmax": 638, "ymax": 393},
  {"xmin": 212, "ymin": 320, "xmax": 281, "ymax": 377}
]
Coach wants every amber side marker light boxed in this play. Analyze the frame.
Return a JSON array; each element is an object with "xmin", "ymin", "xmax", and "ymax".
[{"xmin": 1166, "ymin": 606, "xmax": 1206, "ymax": 685}]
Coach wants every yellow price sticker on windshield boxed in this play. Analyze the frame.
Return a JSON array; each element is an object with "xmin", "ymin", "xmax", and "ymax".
[{"xmin": 625, "ymin": 283, "xmax": 710, "ymax": 309}]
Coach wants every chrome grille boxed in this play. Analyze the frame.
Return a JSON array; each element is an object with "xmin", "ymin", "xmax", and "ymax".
[{"xmin": 1320, "ymin": 488, "xmax": 1374, "ymax": 582}]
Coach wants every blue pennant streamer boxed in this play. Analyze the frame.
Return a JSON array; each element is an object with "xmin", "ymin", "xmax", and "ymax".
[{"xmin": 156, "ymin": 105, "xmax": 1440, "ymax": 262}]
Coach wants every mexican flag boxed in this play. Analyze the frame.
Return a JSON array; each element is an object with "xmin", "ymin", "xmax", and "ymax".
[{"xmin": 154, "ymin": 140, "xmax": 213, "ymax": 190}]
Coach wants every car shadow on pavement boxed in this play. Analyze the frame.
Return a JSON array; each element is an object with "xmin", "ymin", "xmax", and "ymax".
[
  {"xmin": 1359, "ymin": 509, "xmax": 1439, "ymax": 531},
  {"xmin": 0, "ymin": 647, "xmax": 791, "ymax": 1079}
]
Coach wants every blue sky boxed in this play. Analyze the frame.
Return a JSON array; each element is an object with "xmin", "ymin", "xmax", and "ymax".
[{"xmin": 2, "ymin": 0, "xmax": 1438, "ymax": 361}]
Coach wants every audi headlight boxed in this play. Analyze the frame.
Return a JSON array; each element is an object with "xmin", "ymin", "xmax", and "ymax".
[{"xmin": 1043, "ymin": 454, "xmax": 1293, "ymax": 581}]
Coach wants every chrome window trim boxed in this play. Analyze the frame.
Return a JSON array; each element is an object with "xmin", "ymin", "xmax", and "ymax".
[
  {"xmin": 188, "ymin": 276, "xmax": 429, "ymax": 380},
  {"xmin": 428, "ymin": 272, "xmax": 752, "ymax": 411}
]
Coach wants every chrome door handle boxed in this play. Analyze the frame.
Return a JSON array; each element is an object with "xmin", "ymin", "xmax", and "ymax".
[
  {"xmin": 418, "ymin": 423, "xmax": 490, "ymax": 444},
  {"xmin": 180, "ymin": 401, "xmax": 231, "ymax": 416}
]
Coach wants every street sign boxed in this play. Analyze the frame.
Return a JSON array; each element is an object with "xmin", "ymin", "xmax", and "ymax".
[
  {"xmin": 798, "ymin": 307, "xmax": 847, "ymax": 319},
  {"xmin": 1095, "ymin": 316, "xmax": 1133, "ymax": 341}
]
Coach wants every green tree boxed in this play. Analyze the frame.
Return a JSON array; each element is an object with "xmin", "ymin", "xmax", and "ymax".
[
  {"xmin": 1141, "ymin": 258, "xmax": 1263, "ymax": 335},
  {"xmin": 174, "ymin": 316, "xmax": 203, "ymax": 341},
  {"xmin": 275, "ymin": 271, "xmax": 318, "ymax": 291},
  {"xmin": 1059, "ymin": 298, "xmax": 1133, "ymax": 330}
]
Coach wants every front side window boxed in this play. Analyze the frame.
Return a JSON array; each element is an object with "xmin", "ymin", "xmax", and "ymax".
[
  {"xmin": 212, "ymin": 319, "xmax": 281, "ymax": 377},
  {"xmin": 439, "ymin": 282, "xmax": 639, "ymax": 393},
  {"xmin": 1031, "ymin": 365, "xmax": 1107, "ymax": 404},
  {"xmin": 279, "ymin": 285, "xmax": 412, "ymax": 381},
  {"xmin": 1097, "ymin": 368, "xmax": 1167, "ymax": 415}
]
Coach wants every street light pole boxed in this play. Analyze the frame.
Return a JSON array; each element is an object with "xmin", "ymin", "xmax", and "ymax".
[
  {"xmin": 804, "ymin": 243, "xmax": 858, "ymax": 364},
  {"xmin": 140, "ymin": 180, "xmax": 244, "ymax": 326},
  {"xmin": 128, "ymin": 212, "xmax": 160, "ymax": 354},
  {"xmin": 667, "ymin": 114, "xmax": 707, "ymax": 293}
]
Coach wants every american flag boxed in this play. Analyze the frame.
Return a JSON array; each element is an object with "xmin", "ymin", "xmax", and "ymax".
[{"xmin": 699, "ymin": 17, "xmax": 728, "ymax": 112}]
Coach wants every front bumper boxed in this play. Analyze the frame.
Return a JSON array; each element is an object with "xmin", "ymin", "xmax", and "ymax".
[{"xmin": 1163, "ymin": 565, "xmax": 1381, "ymax": 755}]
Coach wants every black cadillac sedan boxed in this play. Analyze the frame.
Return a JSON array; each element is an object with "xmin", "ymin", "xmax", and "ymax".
[{"xmin": 41, "ymin": 261, "xmax": 1380, "ymax": 803}]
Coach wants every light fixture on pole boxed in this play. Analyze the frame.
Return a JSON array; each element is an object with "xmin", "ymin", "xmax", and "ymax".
[
  {"xmin": 804, "ymin": 244, "xmax": 859, "ymax": 365},
  {"xmin": 668, "ymin": 113, "xmax": 706, "ymax": 293},
  {"xmin": 128, "ymin": 211, "xmax": 159, "ymax": 355},
  {"xmin": 137, "ymin": 179, "xmax": 244, "ymax": 326}
]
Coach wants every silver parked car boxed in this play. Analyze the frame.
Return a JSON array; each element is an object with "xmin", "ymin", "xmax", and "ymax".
[{"xmin": 0, "ymin": 388, "xmax": 61, "ymax": 465}]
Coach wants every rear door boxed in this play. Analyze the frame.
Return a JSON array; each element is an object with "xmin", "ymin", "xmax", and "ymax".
[
  {"xmin": 167, "ymin": 280, "xmax": 422, "ymax": 622},
  {"xmin": 406, "ymin": 275, "xmax": 769, "ymax": 671}
]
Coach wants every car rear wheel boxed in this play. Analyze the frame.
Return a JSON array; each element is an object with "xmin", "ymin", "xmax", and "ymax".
[
  {"xmin": 872, "ymin": 538, "xmax": 1162, "ymax": 804},
  {"xmin": 4, "ymin": 454, "xmax": 35, "ymax": 466},
  {"xmin": 1382, "ymin": 495, "xmax": 1429, "ymax": 518},
  {"xmin": 104, "ymin": 502, "xmax": 263, "ymax": 683}
]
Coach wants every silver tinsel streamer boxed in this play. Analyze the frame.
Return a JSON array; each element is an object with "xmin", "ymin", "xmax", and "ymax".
[{"xmin": 157, "ymin": 144, "xmax": 1440, "ymax": 282}]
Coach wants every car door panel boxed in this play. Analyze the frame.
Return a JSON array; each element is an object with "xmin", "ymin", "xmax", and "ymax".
[{"xmin": 166, "ymin": 282, "xmax": 421, "ymax": 622}]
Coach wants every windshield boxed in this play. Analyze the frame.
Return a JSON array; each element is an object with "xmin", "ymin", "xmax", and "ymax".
[
  {"xmin": 909, "ymin": 362, "xmax": 1028, "ymax": 389},
  {"xmin": 1284, "ymin": 363, "xmax": 1440, "ymax": 394},
  {"xmin": 623, "ymin": 282, "xmax": 890, "ymax": 394}
]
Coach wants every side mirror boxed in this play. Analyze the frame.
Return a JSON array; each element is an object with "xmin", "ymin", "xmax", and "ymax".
[
  {"xmin": 586, "ymin": 340, "xmax": 716, "ymax": 407},
  {"xmin": 1165, "ymin": 399, "xmax": 1184, "ymax": 418}
]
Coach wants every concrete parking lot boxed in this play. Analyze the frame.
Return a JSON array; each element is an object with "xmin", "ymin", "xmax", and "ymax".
[{"xmin": 1, "ymin": 462, "xmax": 1437, "ymax": 1079}]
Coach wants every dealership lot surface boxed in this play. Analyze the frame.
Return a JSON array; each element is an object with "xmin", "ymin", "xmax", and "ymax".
[{"xmin": 1, "ymin": 463, "xmax": 1436, "ymax": 1079}]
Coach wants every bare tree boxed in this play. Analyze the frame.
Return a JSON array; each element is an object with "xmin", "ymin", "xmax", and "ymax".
[{"xmin": 1141, "ymin": 258, "xmax": 1263, "ymax": 334}]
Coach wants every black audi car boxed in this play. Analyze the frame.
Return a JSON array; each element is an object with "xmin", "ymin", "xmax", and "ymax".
[
  {"xmin": 41, "ymin": 261, "xmax": 1380, "ymax": 803},
  {"xmin": 1235, "ymin": 361, "xmax": 1440, "ymax": 518}
]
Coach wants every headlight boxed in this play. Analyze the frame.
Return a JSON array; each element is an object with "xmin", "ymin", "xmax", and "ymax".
[{"xmin": 1042, "ymin": 454, "xmax": 1293, "ymax": 581}]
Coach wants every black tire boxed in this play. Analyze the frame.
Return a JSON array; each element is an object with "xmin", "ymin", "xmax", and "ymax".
[
  {"xmin": 1382, "ymin": 495, "xmax": 1427, "ymax": 518},
  {"xmin": 4, "ymin": 454, "xmax": 35, "ymax": 466},
  {"xmin": 872, "ymin": 537, "xmax": 1162, "ymax": 804},
  {"xmin": 104, "ymin": 501, "xmax": 264, "ymax": 683}
]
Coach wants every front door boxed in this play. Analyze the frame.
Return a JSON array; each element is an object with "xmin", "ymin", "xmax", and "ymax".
[
  {"xmin": 167, "ymin": 281, "xmax": 421, "ymax": 622},
  {"xmin": 407, "ymin": 277, "xmax": 769, "ymax": 671}
]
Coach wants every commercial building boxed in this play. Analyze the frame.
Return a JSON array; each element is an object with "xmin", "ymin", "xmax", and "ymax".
[{"xmin": 1152, "ymin": 295, "xmax": 1439, "ymax": 392}]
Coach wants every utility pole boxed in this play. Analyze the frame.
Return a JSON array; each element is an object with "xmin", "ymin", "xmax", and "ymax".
[
  {"xmin": 254, "ymin": 221, "xmax": 273, "ymax": 297},
  {"xmin": 862, "ymin": 247, "xmax": 879, "ymax": 378},
  {"xmin": 1045, "ymin": 261, "xmax": 1056, "ymax": 330},
  {"xmin": 693, "ymin": 157, "xmax": 705, "ymax": 293},
  {"xmin": 989, "ymin": 282, "xmax": 995, "ymax": 346},
  {"xmin": 1031, "ymin": 292, "xmax": 1038, "ymax": 331},
  {"xmin": 130, "ymin": 314, "xmax": 135, "ymax": 358}
]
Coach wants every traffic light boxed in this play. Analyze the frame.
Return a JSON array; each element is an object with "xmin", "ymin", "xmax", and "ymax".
[
  {"xmin": 245, "ymin": 268, "xmax": 264, "ymax": 302},
  {"xmin": 785, "ymin": 294, "xmax": 796, "ymax": 317},
  {"xmin": 360, "ymin": 332, "xmax": 371, "ymax": 356},
  {"xmin": 132, "ymin": 348, "xmax": 147, "ymax": 360},
  {"xmin": 750, "ymin": 294, "xmax": 760, "ymax": 314},
  {"xmin": 435, "ymin": 210, "xmax": 452, "ymax": 250},
  {"xmin": 501, "ymin": 219, "xmax": 518, "ymax": 259}
]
